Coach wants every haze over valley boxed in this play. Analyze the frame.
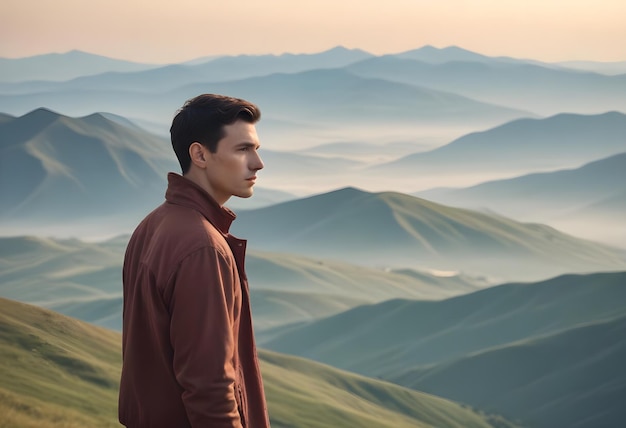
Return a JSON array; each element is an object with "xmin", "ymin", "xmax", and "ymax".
[{"xmin": 1, "ymin": 45, "xmax": 625, "ymax": 427}]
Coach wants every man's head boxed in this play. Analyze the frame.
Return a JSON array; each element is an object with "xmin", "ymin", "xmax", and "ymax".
[
  {"xmin": 170, "ymin": 94, "xmax": 261, "ymax": 173},
  {"xmin": 170, "ymin": 94, "xmax": 264, "ymax": 205}
]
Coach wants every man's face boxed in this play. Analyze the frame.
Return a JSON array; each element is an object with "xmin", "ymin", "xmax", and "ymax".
[{"xmin": 203, "ymin": 120, "xmax": 264, "ymax": 205}]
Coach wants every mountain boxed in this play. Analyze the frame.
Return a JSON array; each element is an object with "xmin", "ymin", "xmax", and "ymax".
[
  {"xmin": 0, "ymin": 297, "xmax": 516, "ymax": 428},
  {"xmin": 416, "ymin": 152, "xmax": 626, "ymax": 216},
  {"xmin": 345, "ymin": 55, "xmax": 626, "ymax": 115},
  {"xmin": 0, "ymin": 50, "xmax": 159, "ymax": 83},
  {"xmin": 370, "ymin": 112, "xmax": 626, "ymax": 189},
  {"xmin": 415, "ymin": 152, "xmax": 626, "ymax": 247},
  {"xmin": 556, "ymin": 60, "xmax": 626, "ymax": 75},
  {"xmin": 261, "ymin": 271, "xmax": 626, "ymax": 373},
  {"xmin": 0, "ymin": 235, "xmax": 485, "ymax": 332},
  {"xmin": 0, "ymin": 46, "xmax": 375, "ymax": 94},
  {"xmin": 232, "ymin": 187, "xmax": 626, "ymax": 281},
  {"xmin": 400, "ymin": 314, "xmax": 626, "ymax": 428},
  {"xmin": 394, "ymin": 45, "xmax": 526, "ymax": 65},
  {"xmin": 0, "ymin": 108, "xmax": 177, "ymax": 226},
  {"xmin": 261, "ymin": 271, "xmax": 626, "ymax": 427}
]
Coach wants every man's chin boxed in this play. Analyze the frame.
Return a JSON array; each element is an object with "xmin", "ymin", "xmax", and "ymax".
[{"xmin": 234, "ymin": 190, "xmax": 254, "ymax": 199}]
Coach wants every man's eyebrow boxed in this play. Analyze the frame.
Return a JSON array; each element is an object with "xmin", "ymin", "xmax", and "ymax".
[{"xmin": 236, "ymin": 142, "xmax": 261, "ymax": 148}]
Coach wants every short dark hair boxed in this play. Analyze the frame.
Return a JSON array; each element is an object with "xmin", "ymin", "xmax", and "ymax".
[{"xmin": 170, "ymin": 94, "xmax": 261, "ymax": 174}]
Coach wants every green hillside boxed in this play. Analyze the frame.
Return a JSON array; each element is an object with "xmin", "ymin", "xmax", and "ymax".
[
  {"xmin": 0, "ymin": 298, "xmax": 122, "ymax": 427},
  {"xmin": 233, "ymin": 187, "xmax": 626, "ymax": 281},
  {"xmin": 0, "ymin": 235, "xmax": 484, "ymax": 332},
  {"xmin": 0, "ymin": 298, "xmax": 516, "ymax": 428}
]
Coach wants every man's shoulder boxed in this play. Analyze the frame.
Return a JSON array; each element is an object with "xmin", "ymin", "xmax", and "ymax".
[{"xmin": 132, "ymin": 202, "xmax": 229, "ymax": 257}]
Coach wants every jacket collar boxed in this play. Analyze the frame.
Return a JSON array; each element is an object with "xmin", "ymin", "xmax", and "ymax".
[{"xmin": 165, "ymin": 172, "xmax": 236, "ymax": 234}]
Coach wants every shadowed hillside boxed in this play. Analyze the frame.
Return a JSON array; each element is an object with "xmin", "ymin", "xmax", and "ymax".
[
  {"xmin": 262, "ymin": 271, "xmax": 626, "ymax": 373},
  {"xmin": 0, "ymin": 298, "xmax": 517, "ymax": 428},
  {"xmin": 261, "ymin": 271, "xmax": 626, "ymax": 427},
  {"xmin": 401, "ymin": 315, "xmax": 626, "ymax": 428}
]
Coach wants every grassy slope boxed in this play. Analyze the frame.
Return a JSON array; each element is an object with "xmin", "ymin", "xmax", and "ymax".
[
  {"xmin": 0, "ymin": 298, "xmax": 516, "ymax": 428},
  {"xmin": 0, "ymin": 298, "xmax": 121, "ymax": 427}
]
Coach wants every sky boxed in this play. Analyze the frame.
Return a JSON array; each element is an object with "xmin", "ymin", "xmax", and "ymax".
[{"xmin": 1, "ymin": 0, "xmax": 625, "ymax": 64}]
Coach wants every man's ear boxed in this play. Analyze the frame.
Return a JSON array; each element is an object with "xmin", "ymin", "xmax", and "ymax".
[{"xmin": 189, "ymin": 142, "xmax": 207, "ymax": 169}]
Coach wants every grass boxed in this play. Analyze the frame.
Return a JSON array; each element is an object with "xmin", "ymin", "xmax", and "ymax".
[{"xmin": 0, "ymin": 297, "xmax": 517, "ymax": 427}]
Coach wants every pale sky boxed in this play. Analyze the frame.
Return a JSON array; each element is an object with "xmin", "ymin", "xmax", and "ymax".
[{"xmin": 1, "ymin": 0, "xmax": 625, "ymax": 63}]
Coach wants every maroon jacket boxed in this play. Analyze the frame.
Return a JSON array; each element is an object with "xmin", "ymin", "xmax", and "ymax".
[{"xmin": 119, "ymin": 173, "xmax": 270, "ymax": 428}]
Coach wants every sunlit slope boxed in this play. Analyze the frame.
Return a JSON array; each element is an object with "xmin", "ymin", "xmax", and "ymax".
[
  {"xmin": 262, "ymin": 272, "xmax": 626, "ymax": 378},
  {"xmin": 0, "ymin": 298, "xmax": 121, "ymax": 427},
  {"xmin": 233, "ymin": 187, "xmax": 626, "ymax": 280},
  {"xmin": 401, "ymin": 315, "xmax": 626, "ymax": 428},
  {"xmin": 0, "ymin": 298, "xmax": 516, "ymax": 428}
]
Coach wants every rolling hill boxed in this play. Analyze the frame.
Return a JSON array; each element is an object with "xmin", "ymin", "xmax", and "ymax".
[
  {"xmin": 0, "ymin": 235, "xmax": 485, "ymax": 332},
  {"xmin": 261, "ymin": 271, "xmax": 626, "ymax": 427},
  {"xmin": 232, "ymin": 187, "xmax": 626, "ymax": 281},
  {"xmin": 0, "ymin": 297, "xmax": 517, "ymax": 428}
]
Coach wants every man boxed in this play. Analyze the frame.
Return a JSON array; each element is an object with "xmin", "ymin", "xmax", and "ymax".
[{"xmin": 119, "ymin": 94, "xmax": 270, "ymax": 428}]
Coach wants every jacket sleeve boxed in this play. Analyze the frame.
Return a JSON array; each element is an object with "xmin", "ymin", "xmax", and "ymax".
[{"xmin": 168, "ymin": 246, "xmax": 243, "ymax": 428}]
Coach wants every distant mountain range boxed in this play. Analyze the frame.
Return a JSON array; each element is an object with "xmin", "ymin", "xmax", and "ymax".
[
  {"xmin": 370, "ymin": 111, "xmax": 626, "ymax": 188},
  {"xmin": 0, "ymin": 50, "xmax": 160, "ymax": 83},
  {"xmin": 2, "ymin": 45, "xmax": 624, "ymax": 158},
  {"xmin": 261, "ymin": 271, "xmax": 626, "ymax": 428},
  {"xmin": 233, "ymin": 187, "xmax": 626, "ymax": 281},
  {"xmin": 415, "ymin": 152, "xmax": 626, "ymax": 247},
  {"xmin": 346, "ymin": 54, "xmax": 626, "ymax": 115},
  {"xmin": 0, "ymin": 68, "xmax": 529, "ymax": 136},
  {"xmin": 0, "ymin": 297, "xmax": 517, "ymax": 428}
]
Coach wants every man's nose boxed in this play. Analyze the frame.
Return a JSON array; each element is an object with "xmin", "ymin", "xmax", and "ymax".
[{"xmin": 252, "ymin": 151, "xmax": 264, "ymax": 171}]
